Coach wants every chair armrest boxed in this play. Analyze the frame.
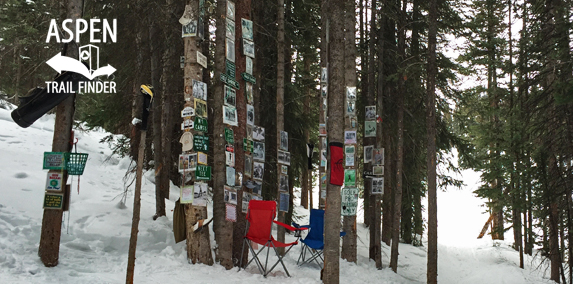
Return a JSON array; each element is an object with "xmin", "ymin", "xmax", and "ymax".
[
  {"xmin": 274, "ymin": 220, "xmax": 306, "ymax": 232},
  {"xmin": 292, "ymin": 222, "xmax": 310, "ymax": 229},
  {"xmin": 340, "ymin": 231, "xmax": 346, "ymax": 237}
]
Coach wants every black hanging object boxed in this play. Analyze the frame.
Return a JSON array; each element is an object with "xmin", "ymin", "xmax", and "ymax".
[
  {"xmin": 307, "ymin": 143, "xmax": 314, "ymax": 170},
  {"xmin": 140, "ymin": 84, "xmax": 154, "ymax": 131},
  {"xmin": 11, "ymin": 71, "xmax": 88, "ymax": 128}
]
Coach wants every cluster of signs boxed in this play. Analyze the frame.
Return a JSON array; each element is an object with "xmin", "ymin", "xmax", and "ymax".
[
  {"xmin": 178, "ymin": 2, "xmax": 212, "ymax": 208},
  {"xmin": 42, "ymin": 152, "xmax": 68, "ymax": 211}
]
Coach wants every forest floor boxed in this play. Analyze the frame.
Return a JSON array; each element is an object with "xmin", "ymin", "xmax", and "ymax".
[{"xmin": 0, "ymin": 105, "xmax": 556, "ymax": 283}]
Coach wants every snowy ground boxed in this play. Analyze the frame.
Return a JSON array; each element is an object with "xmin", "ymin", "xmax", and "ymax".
[{"xmin": 0, "ymin": 106, "xmax": 555, "ymax": 283}]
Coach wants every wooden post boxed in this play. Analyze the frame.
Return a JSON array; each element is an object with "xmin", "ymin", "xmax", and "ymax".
[
  {"xmin": 37, "ymin": 0, "xmax": 82, "ymax": 267},
  {"xmin": 126, "ymin": 129, "xmax": 147, "ymax": 284}
]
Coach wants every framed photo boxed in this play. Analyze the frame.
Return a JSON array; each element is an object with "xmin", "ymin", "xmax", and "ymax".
[
  {"xmin": 252, "ymin": 181, "xmax": 262, "ymax": 195},
  {"xmin": 320, "ymin": 150, "xmax": 327, "ymax": 167},
  {"xmin": 279, "ymin": 193, "xmax": 289, "ymax": 212},
  {"xmin": 226, "ymin": 203, "xmax": 236, "ymax": 222},
  {"xmin": 253, "ymin": 125, "xmax": 265, "ymax": 141},
  {"xmin": 344, "ymin": 169, "xmax": 356, "ymax": 187},
  {"xmin": 279, "ymin": 174, "xmax": 288, "ymax": 192},
  {"xmin": 345, "ymin": 145, "xmax": 355, "ymax": 155},
  {"xmin": 364, "ymin": 145, "xmax": 374, "ymax": 163},
  {"xmin": 321, "ymin": 137, "xmax": 327, "ymax": 149},
  {"xmin": 226, "ymin": 166, "xmax": 236, "ymax": 186},
  {"xmin": 346, "ymin": 86, "xmax": 356, "ymax": 101},
  {"xmin": 195, "ymin": 99, "xmax": 207, "ymax": 118},
  {"xmin": 373, "ymin": 148, "xmax": 385, "ymax": 165},
  {"xmin": 278, "ymin": 150, "xmax": 290, "ymax": 166},
  {"xmin": 321, "ymin": 173, "xmax": 327, "ymax": 188},
  {"xmin": 226, "ymin": 18, "xmax": 235, "ymax": 39},
  {"xmin": 253, "ymin": 141, "xmax": 265, "ymax": 161},
  {"xmin": 242, "ymin": 18, "xmax": 253, "ymax": 40},
  {"xmin": 247, "ymin": 104, "xmax": 255, "ymax": 126},
  {"xmin": 319, "ymin": 123, "xmax": 326, "ymax": 136},
  {"xmin": 242, "ymin": 192, "xmax": 252, "ymax": 213},
  {"xmin": 182, "ymin": 21, "xmax": 197, "ymax": 37},
  {"xmin": 350, "ymin": 116, "xmax": 357, "ymax": 129},
  {"xmin": 192, "ymin": 79, "xmax": 207, "ymax": 101},
  {"xmin": 224, "ymin": 85, "xmax": 236, "ymax": 107},
  {"xmin": 321, "ymin": 67, "xmax": 327, "ymax": 83},
  {"xmin": 246, "ymin": 82, "xmax": 253, "ymax": 104},
  {"xmin": 178, "ymin": 153, "xmax": 197, "ymax": 172},
  {"xmin": 246, "ymin": 57, "xmax": 253, "ymax": 75},
  {"xmin": 373, "ymin": 165, "xmax": 384, "ymax": 175},
  {"xmin": 365, "ymin": 121, "xmax": 377, "ymax": 137},
  {"xmin": 244, "ymin": 155, "xmax": 253, "ymax": 177},
  {"xmin": 226, "ymin": 1, "xmax": 235, "ymax": 20},
  {"xmin": 246, "ymin": 124, "xmax": 253, "ymax": 139},
  {"xmin": 346, "ymin": 100, "xmax": 356, "ymax": 116},
  {"xmin": 181, "ymin": 185, "xmax": 194, "ymax": 204},
  {"xmin": 223, "ymin": 105, "xmax": 238, "ymax": 126},
  {"xmin": 243, "ymin": 39, "xmax": 255, "ymax": 58},
  {"xmin": 226, "ymin": 38, "xmax": 235, "ymax": 62},
  {"xmin": 198, "ymin": 152, "xmax": 208, "ymax": 165},
  {"xmin": 253, "ymin": 161, "xmax": 264, "ymax": 181},
  {"xmin": 321, "ymin": 84, "xmax": 327, "ymax": 97},
  {"xmin": 280, "ymin": 131, "xmax": 288, "ymax": 151},
  {"xmin": 371, "ymin": 177, "xmax": 384, "ymax": 195},
  {"xmin": 345, "ymin": 154, "xmax": 355, "ymax": 167},
  {"xmin": 344, "ymin": 130, "xmax": 357, "ymax": 144},
  {"xmin": 281, "ymin": 165, "xmax": 288, "ymax": 175},
  {"xmin": 193, "ymin": 182, "xmax": 209, "ymax": 207},
  {"xmin": 365, "ymin": 105, "xmax": 376, "ymax": 121},
  {"xmin": 224, "ymin": 185, "xmax": 237, "ymax": 204},
  {"xmin": 225, "ymin": 151, "xmax": 235, "ymax": 167}
]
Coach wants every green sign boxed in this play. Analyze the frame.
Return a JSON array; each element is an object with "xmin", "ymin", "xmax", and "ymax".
[
  {"xmin": 225, "ymin": 127, "xmax": 234, "ymax": 144},
  {"xmin": 194, "ymin": 135, "xmax": 209, "ymax": 152},
  {"xmin": 243, "ymin": 138, "xmax": 254, "ymax": 153},
  {"xmin": 43, "ymin": 152, "xmax": 66, "ymax": 170},
  {"xmin": 220, "ymin": 74, "xmax": 240, "ymax": 90},
  {"xmin": 241, "ymin": 72, "xmax": 256, "ymax": 84},
  {"xmin": 344, "ymin": 169, "xmax": 356, "ymax": 187},
  {"xmin": 341, "ymin": 187, "xmax": 358, "ymax": 216},
  {"xmin": 226, "ymin": 59, "xmax": 236, "ymax": 78},
  {"xmin": 43, "ymin": 192, "xmax": 64, "ymax": 209},
  {"xmin": 194, "ymin": 117, "xmax": 208, "ymax": 133},
  {"xmin": 196, "ymin": 165, "xmax": 212, "ymax": 180}
]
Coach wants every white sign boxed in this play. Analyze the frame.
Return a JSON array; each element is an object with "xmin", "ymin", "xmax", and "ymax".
[
  {"xmin": 341, "ymin": 187, "xmax": 358, "ymax": 216},
  {"xmin": 181, "ymin": 119, "xmax": 194, "ymax": 130},
  {"xmin": 197, "ymin": 51, "xmax": 207, "ymax": 68},
  {"xmin": 45, "ymin": 172, "xmax": 63, "ymax": 191},
  {"xmin": 181, "ymin": 107, "xmax": 195, "ymax": 117}
]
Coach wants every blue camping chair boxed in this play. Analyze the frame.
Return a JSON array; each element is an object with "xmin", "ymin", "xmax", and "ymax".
[{"xmin": 293, "ymin": 209, "xmax": 346, "ymax": 268}]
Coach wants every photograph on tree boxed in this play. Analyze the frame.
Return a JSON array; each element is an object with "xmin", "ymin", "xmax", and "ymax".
[
  {"xmin": 253, "ymin": 125, "xmax": 265, "ymax": 141},
  {"xmin": 246, "ymin": 104, "xmax": 255, "ymax": 126},
  {"xmin": 226, "ymin": 18, "xmax": 235, "ymax": 39},
  {"xmin": 242, "ymin": 18, "xmax": 253, "ymax": 41},
  {"xmin": 223, "ymin": 105, "xmax": 238, "ymax": 126},
  {"xmin": 253, "ymin": 141, "xmax": 265, "ymax": 161},
  {"xmin": 192, "ymin": 79, "xmax": 207, "ymax": 101},
  {"xmin": 253, "ymin": 162, "xmax": 264, "ymax": 181},
  {"xmin": 195, "ymin": 99, "xmax": 207, "ymax": 118},
  {"xmin": 224, "ymin": 86, "xmax": 236, "ymax": 107},
  {"xmin": 243, "ymin": 39, "xmax": 255, "ymax": 58},
  {"xmin": 280, "ymin": 130, "xmax": 288, "ymax": 151},
  {"xmin": 224, "ymin": 186, "xmax": 237, "ymax": 205},
  {"xmin": 364, "ymin": 145, "xmax": 373, "ymax": 163},
  {"xmin": 364, "ymin": 121, "xmax": 376, "ymax": 137},
  {"xmin": 244, "ymin": 155, "xmax": 253, "ymax": 177}
]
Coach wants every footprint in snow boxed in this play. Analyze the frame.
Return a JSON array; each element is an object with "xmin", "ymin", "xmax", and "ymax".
[{"xmin": 14, "ymin": 172, "xmax": 28, "ymax": 179}]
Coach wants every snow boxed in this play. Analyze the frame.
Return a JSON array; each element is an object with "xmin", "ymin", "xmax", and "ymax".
[{"xmin": 0, "ymin": 106, "xmax": 556, "ymax": 283}]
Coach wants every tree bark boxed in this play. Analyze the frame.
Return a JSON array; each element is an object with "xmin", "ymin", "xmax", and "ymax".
[
  {"xmin": 426, "ymin": 0, "xmax": 438, "ymax": 280},
  {"xmin": 390, "ymin": 0, "xmax": 406, "ymax": 273},
  {"xmin": 38, "ymin": 0, "xmax": 82, "ymax": 267},
  {"xmin": 323, "ymin": 0, "xmax": 345, "ymax": 281},
  {"xmin": 212, "ymin": 0, "xmax": 234, "ymax": 269},
  {"xmin": 341, "ymin": 0, "xmax": 357, "ymax": 264}
]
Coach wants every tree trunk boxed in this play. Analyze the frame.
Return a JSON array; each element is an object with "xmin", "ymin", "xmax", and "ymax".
[
  {"xmin": 38, "ymin": 0, "xmax": 82, "ymax": 267},
  {"xmin": 323, "ymin": 0, "xmax": 345, "ymax": 281},
  {"xmin": 318, "ymin": 0, "xmax": 328, "ymax": 211},
  {"xmin": 301, "ymin": 54, "xmax": 311, "ymax": 210},
  {"xmin": 275, "ymin": 0, "xmax": 287, "ymax": 256},
  {"xmin": 232, "ymin": 0, "xmax": 251, "ymax": 266},
  {"xmin": 126, "ymin": 130, "xmax": 147, "ymax": 283},
  {"xmin": 212, "ymin": 0, "xmax": 234, "ymax": 269},
  {"xmin": 341, "ymin": 0, "xmax": 357, "ymax": 264},
  {"xmin": 389, "ymin": 0, "xmax": 406, "ymax": 273},
  {"xmin": 184, "ymin": 0, "xmax": 213, "ymax": 266},
  {"xmin": 426, "ymin": 0, "xmax": 438, "ymax": 280}
]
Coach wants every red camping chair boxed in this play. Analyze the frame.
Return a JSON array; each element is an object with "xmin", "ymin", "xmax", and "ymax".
[{"xmin": 239, "ymin": 200, "xmax": 304, "ymax": 277}]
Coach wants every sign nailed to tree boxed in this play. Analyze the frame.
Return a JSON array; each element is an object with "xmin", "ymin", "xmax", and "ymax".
[
  {"xmin": 225, "ymin": 127, "xmax": 234, "ymax": 144},
  {"xmin": 196, "ymin": 165, "xmax": 212, "ymax": 180},
  {"xmin": 43, "ymin": 192, "xmax": 64, "ymax": 210},
  {"xmin": 43, "ymin": 152, "xmax": 66, "ymax": 170},
  {"xmin": 194, "ymin": 116, "xmax": 208, "ymax": 132},
  {"xmin": 194, "ymin": 135, "xmax": 209, "ymax": 152},
  {"xmin": 341, "ymin": 187, "xmax": 358, "ymax": 216},
  {"xmin": 45, "ymin": 172, "xmax": 63, "ymax": 191}
]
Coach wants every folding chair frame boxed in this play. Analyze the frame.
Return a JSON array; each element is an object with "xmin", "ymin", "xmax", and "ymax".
[
  {"xmin": 297, "ymin": 243, "xmax": 324, "ymax": 268},
  {"xmin": 238, "ymin": 201, "xmax": 302, "ymax": 278}
]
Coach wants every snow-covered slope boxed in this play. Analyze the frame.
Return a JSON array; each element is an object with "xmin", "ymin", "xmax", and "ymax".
[{"xmin": 0, "ymin": 106, "xmax": 554, "ymax": 283}]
